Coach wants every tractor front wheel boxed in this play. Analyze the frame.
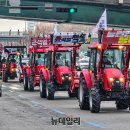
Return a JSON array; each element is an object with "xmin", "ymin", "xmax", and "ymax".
[
  {"xmin": 46, "ymin": 82, "xmax": 55, "ymax": 100},
  {"xmin": 78, "ymin": 75, "xmax": 90, "ymax": 110},
  {"xmin": 39, "ymin": 75, "xmax": 46, "ymax": 98},
  {"xmin": 68, "ymin": 90, "xmax": 78, "ymax": 98},
  {"xmin": 2, "ymin": 70, "xmax": 8, "ymax": 82},
  {"xmin": 23, "ymin": 73, "xmax": 28, "ymax": 91},
  {"xmin": 116, "ymin": 100, "xmax": 128, "ymax": 110},
  {"xmin": 28, "ymin": 76, "xmax": 34, "ymax": 92},
  {"xmin": 0, "ymin": 87, "xmax": 2, "ymax": 97},
  {"xmin": 89, "ymin": 87, "xmax": 101, "ymax": 113}
]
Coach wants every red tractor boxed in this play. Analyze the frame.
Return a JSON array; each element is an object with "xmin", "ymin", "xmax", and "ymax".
[
  {"xmin": 78, "ymin": 30, "xmax": 130, "ymax": 113},
  {"xmin": 23, "ymin": 37, "xmax": 50, "ymax": 91},
  {"xmin": 2, "ymin": 46, "xmax": 26, "ymax": 82},
  {"xmin": 39, "ymin": 32, "xmax": 86, "ymax": 100}
]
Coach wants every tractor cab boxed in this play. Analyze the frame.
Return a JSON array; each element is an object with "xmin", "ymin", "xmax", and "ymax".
[
  {"xmin": 79, "ymin": 30, "xmax": 130, "ymax": 113},
  {"xmin": 88, "ymin": 42, "xmax": 126, "ymax": 91},
  {"xmin": 55, "ymin": 51, "xmax": 71, "ymax": 68}
]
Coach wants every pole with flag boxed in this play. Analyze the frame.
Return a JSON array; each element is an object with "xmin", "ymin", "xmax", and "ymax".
[
  {"xmin": 53, "ymin": 22, "xmax": 58, "ymax": 35},
  {"xmin": 93, "ymin": 9, "xmax": 107, "ymax": 34}
]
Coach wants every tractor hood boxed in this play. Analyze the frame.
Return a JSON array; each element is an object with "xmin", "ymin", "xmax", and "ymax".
[
  {"xmin": 103, "ymin": 68, "xmax": 123, "ymax": 79},
  {"xmin": 36, "ymin": 65, "xmax": 45, "ymax": 75},
  {"xmin": 56, "ymin": 66, "xmax": 72, "ymax": 85},
  {"xmin": 56, "ymin": 66, "xmax": 71, "ymax": 74},
  {"xmin": 103, "ymin": 68, "xmax": 124, "ymax": 91},
  {"xmin": 10, "ymin": 63, "xmax": 17, "ymax": 68}
]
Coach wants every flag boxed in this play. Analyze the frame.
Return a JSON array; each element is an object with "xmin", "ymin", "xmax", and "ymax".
[
  {"xmin": 53, "ymin": 22, "xmax": 58, "ymax": 35},
  {"xmin": 93, "ymin": 9, "xmax": 107, "ymax": 34}
]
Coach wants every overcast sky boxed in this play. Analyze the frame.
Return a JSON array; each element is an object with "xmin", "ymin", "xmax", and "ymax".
[{"xmin": 0, "ymin": 19, "xmax": 26, "ymax": 31}]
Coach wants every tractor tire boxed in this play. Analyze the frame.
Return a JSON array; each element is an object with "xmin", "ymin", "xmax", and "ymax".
[
  {"xmin": 0, "ymin": 88, "xmax": 2, "ymax": 97},
  {"xmin": 23, "ymin": 73, "xmax": 28, "ymax": 91},
  {"xmin": 68, "ymin": 91, "xmax": 77, "ymax": 98},
  {"xmin": 10, "ymin": 76, "xmax": 15, "ymax": 79},
  {"xmin": 116, "ymin": 100, "xmax": 128, "ymax": 110},
  {"xmin": 90, "ymin": 87, "xmax": 101, "ymax": 113},
  {"xmin": 2, "ymin": 71, "xmax": 8, "ymax": 82},
  {"xmin": 28, "ymin": 76, "xmax": 34, "ymax": 92},
  {"xmin": 46, "ymin": 82, "xmax": 55, "ymax": 100},
  {"xmin": 78, "ymin": 75, "xmax": 90, "ymax": 110},
  {"xmin": 39, "ymin": 75, "xmax": 46, "ymax": 98},
  {"xmin": 19, "ymin": 78, "xmax": 23, "ymax": 83}
]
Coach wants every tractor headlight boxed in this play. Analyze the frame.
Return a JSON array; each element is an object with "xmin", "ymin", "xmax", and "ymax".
[
  {"xmin": 119, "ymin": 78, "xmax": 125, "ymax": 83},
  {"xmin": 109, "ymin": 78, "xmax": 114, "ymax": 82},
  {"xmin": 12, "ymin": 68, "xmax": 16, "ymax": 71},
  {"xmin": 62, "ymin": 77, "xmax": 65, "ymax": 80},
  {"xmin": 69, "ymin": 76, "xmax": 72, "ymax": 80},
  {"xmin": 68, "ymin": 73, "xmax": 72, "ymax": 76}
]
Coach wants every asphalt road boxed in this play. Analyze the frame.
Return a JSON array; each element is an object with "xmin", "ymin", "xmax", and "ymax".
[{"xmin": 1, "ymin": 79, "xmax": 130, "ymax": 130}]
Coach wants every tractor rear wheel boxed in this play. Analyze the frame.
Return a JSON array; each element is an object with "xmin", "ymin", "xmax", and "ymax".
[
  {"xmin": 78, "ymin": 75, "xmax": 90, "ymax": 110},
  {"xmin": 90, "ymin": 87, "xmax": 101, "ymax": 113},
  {"xmin": 116, "ymin": 100, "xmax": 128, "ymax": 110},
  {"xmin": 46, "ymin": 82, "xmax": 55, "ymax": 100},
  {"xmin": 23, "ymin": 73, "xmax": 28, "ymax": 91},
  {"xmin": 40, "ymin": 75, "xmax": 46, "ymax": 98},
  {"xmin": 28, "ymin": 76, "xmax": 34, "ymax": 92}
]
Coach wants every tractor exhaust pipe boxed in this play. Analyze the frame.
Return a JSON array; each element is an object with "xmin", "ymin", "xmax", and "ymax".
[{"xmin": 98, "ymin": 29, "xmax": 104, "ymax": 44}]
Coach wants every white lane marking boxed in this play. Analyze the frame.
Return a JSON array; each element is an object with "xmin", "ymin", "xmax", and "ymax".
[
  {"xmin": 31, "ymin": 100, "xmax": 42, "ymax": 107},
  {"xmin": 18, "ymin": 95, "xmax": 25, "ymax": 98},
  {"xmin": 9, "ymin": 90, "xmax": 13, "ymax": 92},
  {"xmin": 10, "ymin": 86, "xmax": 20, "ymax": 90},
  {"xmin": 52, "ymin": 109, "xmax": 65, "ymax": 115},
  {"xmin": 2, "ymin": 85, "xmax": 7, "ymax": 88},
  {"xmin": 85, "ymin": 122, "xmax": 107, "ymax": 129}
]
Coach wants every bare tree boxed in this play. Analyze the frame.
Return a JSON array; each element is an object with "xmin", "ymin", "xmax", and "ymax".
[{"xmin": 35, "ymin": 22, "xmax": 53, "ymax": 36}]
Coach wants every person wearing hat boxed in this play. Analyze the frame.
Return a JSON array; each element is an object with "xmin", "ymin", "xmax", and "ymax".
[
  {"xmin": 103, "ymin": 55, "xmax": 112, "ymax": 68},
  {"xmin": 55, "ymin": 53, "xmax": 64, "ymax": 66}
]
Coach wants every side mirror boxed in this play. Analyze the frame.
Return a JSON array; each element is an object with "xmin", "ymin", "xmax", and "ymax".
[{"xmin": 27, "ymin": 54, "xmax": 30, "ymax": 57}]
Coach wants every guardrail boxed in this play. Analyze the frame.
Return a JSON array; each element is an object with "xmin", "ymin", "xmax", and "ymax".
[{"xmin": 0, "ymin": 31, "xmax": 24, "ymax": 37}]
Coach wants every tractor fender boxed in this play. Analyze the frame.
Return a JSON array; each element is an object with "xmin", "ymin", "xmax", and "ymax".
[
  {"xmin": 40, "ymin": 68, "xmax": 49, "ymax": 82},
  {"xmin": 70, "ymin": 76, "xmax": 79, "ymax": 93},
  {"xmin": 81, "ymin": 70, "xmax": 92, "ymax": 90},
  {"xmin": 24, "ymin": 66, "xmax": 31, "ymax": 77}
]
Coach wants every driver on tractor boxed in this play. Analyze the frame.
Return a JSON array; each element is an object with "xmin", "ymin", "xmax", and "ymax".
[
  {"xmin": 103, "ymin": 55, "xmax": 112, "ymax": 68},
  {"xmin": 55, "ymin": 53, "xmax": 64, "ymax": 66},
  {"xmin": 36, "ymin": 54, "xmax": 44, "ymax": 65},
  {"xmin": 10, "ymin": 55, "xmax": 16, "ymax": 63}
]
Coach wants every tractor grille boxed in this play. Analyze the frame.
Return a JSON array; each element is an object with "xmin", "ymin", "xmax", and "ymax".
[
  {"xmin": 112, "ymin": 78, "xmax": 122, "ymax": 91},
  {"xmin": 62, "ymin": 74, "xmax": 71, "ymax": 84}
]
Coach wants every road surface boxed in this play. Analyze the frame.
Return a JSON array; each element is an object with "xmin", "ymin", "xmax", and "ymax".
[{"xmin": 1, "ymin": 80, "xmax": 130, "ymax": 130}]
